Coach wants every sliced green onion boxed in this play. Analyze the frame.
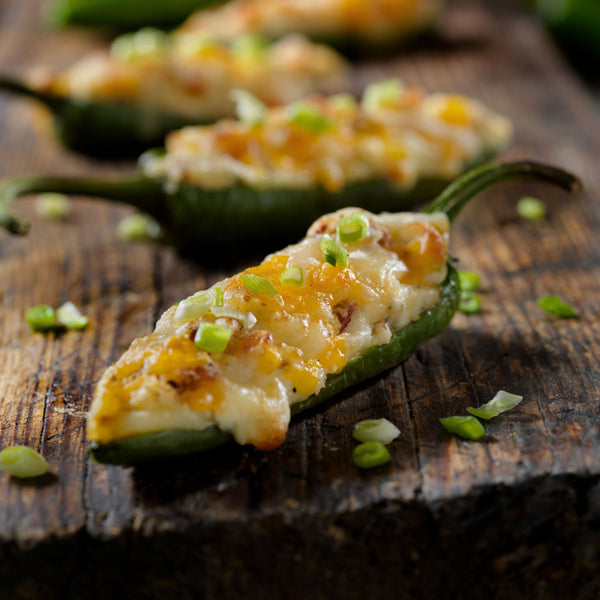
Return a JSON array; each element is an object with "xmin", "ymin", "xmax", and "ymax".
[
  {"xmin": 111, "ymin": 28, "xmax": 168, "ymax": 61},
  {"xmin": 117, "ymin": 213, "xmax": 161, "ymax": 242},
  {"xmin": 231, "ymin": 89, "xmax": 268, "ymax": 125},
  {"xmin": 459, "ymin": 290, "xmax": 482, "ymax": 314},
  {"xmin": 280, "ymin": 266, "xmax": 303, "ymax": 287},
  {"xmin": 230, "ymin": 34, "xmax": 269, "ymax": 60},
  {"xmin": 240, "ymin": 273, "xmax": 283, "ymax": 305},
  {"xmin": 0, "ymin": 445, "xmax": 49, "ymax": 478},
  {"xmin": 173, "ymin": 293, "xmax": 214, "ymax": 324},
  {"xmin": 337, "ymin": 213, "xmax": 370, "ymax": 244},
  {"xmin": 194, "ymin": 323, "xmax": 232, "ymax": 353},
  {"xmin": 440, "ymin": 415, "xmax": 485, "ymax": 440},
  {"xmin": 467, "ymin": 390, "xmax": 523, "ymax": 420},
  {"xmin": 458, "ymin": 270, "xmax": 481, "ymax": 292},
  {"xmin": 328, "ymin": 93, "xmax": 358, "ymax": 112},
  {"xmin": 362, "ymin": 78, "xmax": 405, "ymax": 112},
  {"xmin": 26, "ymin": 305, "xmax": 57, "ymax": 332},
  {"xmin": 353, "ymin": 419, "xmax": 400, "ymax": 445},
  {"xmin": 517, "ymin": 196, "xmax": 546, "ymax": 221},
  {"xmin": 537, "ymin": 295, "xmax": 579, "ymax": 318},
  {"xmin": 286, "ymin": 101, "xmax": 334, "ymax": 133},
  {"xmin": 320, "ymin": 234, "xmax": 349, "ymax": 267},
  {"xmin": 213, "ymin": 286, "xmax": 224, "ymax": 307},
  {"xmin": 352, "ymin": 441, "xmax": 391, "ymax": 469},
  {"xmin": 177, "ymin": 35, "xmax": 218, "ymax": 58},
  {"xmin": 34, "ymin": 193, "xmax": 71, "ymax": 221},
  {"xmin": 56, "ymin": 301, "xmax": 89, "ymax": 331},
  {"xmin": 210, "ymin": 306, "xmax": 257, "ymax": 329}
]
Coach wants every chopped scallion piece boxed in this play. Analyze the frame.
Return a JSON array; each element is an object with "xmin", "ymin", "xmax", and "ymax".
[
  {"xmin": 517, "ymin": 196, "xmax": 546, "ymax": 221},
  {"xmin": 194, "ymin": 323, "xmax": 232, "ymax": 353},
  {"xmin": 213, "ymin": 286, "xmax": 224, "ymax": 307},
  {"xmin": 117, "ymin": 213, "xmax": 161, "ymax": 242},
  {"xmin": 537, "ymin": 295, "xmax": 578, "ymax": 318},
  {"xmin": 280, "ymin": 266, "xmax": 303, "ymax": 287},
  {"xmin": 174, "ymin": 294, "xmax": 213, "ymax": 324},
  {"xmin": 353, "ymin": 419, "xmax": 400, "ymax": 445},
  {"xmin": 459, "ymin": 290, "xmax": 482, "ymax": 314},
  {"xmin": 439, "ymin": 415, "xmax": 485, "ymax": 440},
  {"xmin": 26, "ymin": 305, "xmax": 57, "ymax": 332},
  {"xmin": 352, "ymin": 441, "xmax": 391, "ymax": 469},
  {"xmin": 286, "ymin": 101, "xmax": 334, "ymax": 133},
  {"xmin": 230, "ymin": 34, "xmax": 269, "ymax": 60},
  {"xmin": 0, "ymin": 445, "xmax": 49, "ymax": 478},
  {"xmin": 34, "ymin": 193, "xmax": 71, "ymax": 221},
  {"xmin": 362, "ymin": 78, "xmax": 405, "ymax": 112},
  {"xmin": 210, "ymin": 306, "xmax": 257, "ymax": 329},
  {"xmin": 458, "ymin": 270, "xmax": 481, "ymax": 292},
  {"xmin": 177, "ymin": 35, "xmax": 218, "ymax": 58},
  {"xmin": 111, "ymin": 28, "xmax": 168, "ymax": 61},
  {"xmin": 240, "ymin": 273, "xmax": 283, "ymax": 305},
  {"xmin": 467, "ymin": 390, "xmax": 523, "ymax": 420},
  {"xmin": 328, "ymin": 93, "xmax": 358, "ymax": 112},
  {"xmin": 320, "ymin": 234, "xmax": 349, "ymax": 267},
  {"xmin": 56, "ymin": 301, "xmax": 89, "ymax": 331},
  {"xmin": 231, "ymin": 89, "xmax": 268, "ymax": 125},
  {"xmin": 337, "ymin": 213, "xmax": 370, "ymax": 244}
]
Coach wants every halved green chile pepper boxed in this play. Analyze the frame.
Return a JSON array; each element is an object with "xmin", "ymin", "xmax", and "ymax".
[
  {"xmin": 0, "ymin": 76, "xmax": 213, "ymax": 155},
  {"xmin": 523, "ymin": 0, "xmax": 600, "ymax": 64},
  {"xmin": 47, "ymin": 0, "xmax": 227, "ymax": 29},
  {"xmin": 175, "ymin": 0, "xmax": 444, "ymax": 56},
  {"xmin": 87, "ymin": 161, "xmax": 581, "ymax": 465},
  {"xmin": 0, "ymin": 150, "xmax": 504, "ymax": 255}
]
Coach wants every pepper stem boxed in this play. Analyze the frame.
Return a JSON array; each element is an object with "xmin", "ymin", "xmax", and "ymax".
[
  {"xmin": 424, "ymin": 161, "xmax": 582, "ymax": 222},
  {"xmin": 0, "ymin": 75, "xmax": 66, "ymax": 112},
  {"xmin": 0, "ymin": 175, "xmax": 167, "ymax": 235}
]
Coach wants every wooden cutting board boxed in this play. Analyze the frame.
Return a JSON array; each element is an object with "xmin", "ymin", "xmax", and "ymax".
[{"xmin": 1, "ymin": 1, "xmax": 599, "ymax": 598}]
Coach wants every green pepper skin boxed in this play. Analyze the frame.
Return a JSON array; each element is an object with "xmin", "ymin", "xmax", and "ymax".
[
  {"xmin": 83, "ymin": 161, "xmax": 580, "ymax": 465},
  {"xmin": 89, "ymin": 426, "xmax": 231, "ymax": 465},
  {"xmin": 88, "ymin": 266, "xmax": 459, "ymax": 465},
  {"xmin": 166, "ymin": 175, "xmax": 466, "ymax": 255},
  {"xmin": 47, "ymin": 0, "xmax": 227, "ymax": 29},
  {"xmin": 523, "ymin": 0, "xmax": 600, "ymax": 63},
  {"xmin": 0, "ymin": 76, "xmax": 218, "ymax": 156},
  {"xmin": 0, "ymin": 149, "xmax": 501, "ymax": 253}
]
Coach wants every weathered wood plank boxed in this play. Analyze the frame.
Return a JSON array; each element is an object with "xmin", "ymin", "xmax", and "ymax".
[{"xmin": 0, "ymin": 0, "xmax": 599, "ymax": 597}]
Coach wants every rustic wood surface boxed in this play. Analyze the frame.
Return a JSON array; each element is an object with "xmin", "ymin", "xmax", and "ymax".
[{"xmin": 1, "ymin": 0, "xmax": 599, "ymax": 598}]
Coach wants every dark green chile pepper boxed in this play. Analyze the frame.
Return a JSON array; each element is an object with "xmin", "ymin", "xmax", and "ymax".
[
  {"xmin": 523, "ymin": 0, "xmax": 600, "ymax": 63},
  {"xmin": 0, "ymin": 76, "xmax": 215, "ymax": 155},
  {"xmin": 46, "ymin": 0, "xmax": 226, "ymax": 29},
  {"xmin": 0, "ymin": 149, "xmax": 504, "ymax": 256},
  {"xmin": 86, "ymin": 161, "xmax": 580, "ymax": 465}
]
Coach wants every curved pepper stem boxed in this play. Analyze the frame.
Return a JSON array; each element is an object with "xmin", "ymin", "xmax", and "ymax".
[
  {"xmin": 424, "ymin": 161, "xmax": 582, "ymax": 222},
  {"xmin": 0, "ymin": 75, "xmax": 66, "ymax": 112},
  {"xmin": 0, "ymin": 175, "xmax": 167, "ymax": 235}
]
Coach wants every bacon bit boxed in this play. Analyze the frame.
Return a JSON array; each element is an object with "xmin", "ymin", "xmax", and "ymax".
[
  {"xmin": 334, "ymin": 299, "xmax": 356, "ymax": 333},
  {"xmin": 169, "ymin": 362, "xmax": 218, "ymax": 391},
  {"xmin": 238, "ymin": 329, "xmax": 274, "ymax": 354}
]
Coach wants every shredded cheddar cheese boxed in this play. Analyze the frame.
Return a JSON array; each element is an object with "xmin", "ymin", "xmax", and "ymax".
[
  {"xmin": 88, "ymin": 208, "xmax": 450, "ymax": 449},
  {"xmin": 179, "ymin": 0, "xmax": 443, "ymax": 45},
  {"xmin": 30, "ymin": 34, "xmax": 348, "ymax": 120},
  {"xmin": 142, "ymin": 85, "xmax": 513, "ymax": 192}
]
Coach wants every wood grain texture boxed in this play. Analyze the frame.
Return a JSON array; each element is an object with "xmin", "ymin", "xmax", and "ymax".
[{"xmin": 1, "ymin": 0, "xmax": 599, "ymax": 598}]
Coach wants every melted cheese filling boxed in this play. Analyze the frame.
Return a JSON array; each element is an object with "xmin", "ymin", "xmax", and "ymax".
[
  {"xmin": 32, "ymin": 35, "xmax": 348, "ymax": 119},
  {"xmin": 179, "ymin": 0, "xmax": 443, "ymax": 43},
  {"xmin": 142, "ymin": 88, "xmax": 512, "ymax": 191},
  {"xmin": 88, "ymin": 209, "xmax": 450, "ymax": 449}
]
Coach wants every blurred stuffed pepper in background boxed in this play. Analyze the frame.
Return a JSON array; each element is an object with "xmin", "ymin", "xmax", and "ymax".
[{"xmin": 524, "ymin": 0, "xmax": 600, "ymax": 67}]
